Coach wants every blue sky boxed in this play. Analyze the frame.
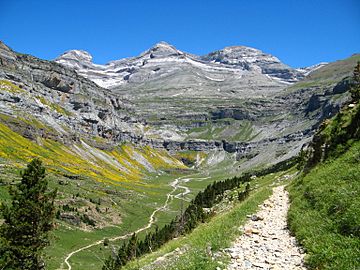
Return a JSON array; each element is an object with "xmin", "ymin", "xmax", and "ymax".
[{"xmin": 0, "ymin": 0, "xmax": 359, "ymax": 67}]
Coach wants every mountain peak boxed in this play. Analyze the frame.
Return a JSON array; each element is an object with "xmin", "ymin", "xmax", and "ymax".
[
  {"xmin": 151, "ymin": 41, "xmax": 175, "ymax": 50},
  {"xmin": 56, "ymin": 49, "xmax": 93, "ymax": 63},
  {"xmin": 144, "ymin": 41, "xmax": 182, "ymax": 58},
  {"xmin": 222, "ymin": 45, "xmax": 261, "ymax": 52},
  {"xmin": 210, "ymin": 45, "xmax": 280, "ymax": 63}
]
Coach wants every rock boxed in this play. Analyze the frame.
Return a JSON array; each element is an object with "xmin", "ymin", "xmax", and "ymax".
[
  {"xmin": 332, "ymin": 77, "xmax": 352, "ymax": 94},
  {"xmin": 244, "ymin": 260, "xmax": 252, "ymax": 268},
  {"xmin": 59, "ymin": 213, "xmax": 81, "ymax": 226},
  {"xmin": 306, "ymin": 94, "xmax": 321, "ymax": 112},
  {"xmin": 200, "ymin": 46, "xmax": 305, "ymax": 83},
  {"xmin": 251, "ymin": 214, "xmax": 264, "ymax": 221},
  {"xmin": 0, "ymin": 40, "xmax": 351, "ymax": 179},
  {"xmin": 244, "ymin": 227, "xmax": 253, "ymax": 235}
]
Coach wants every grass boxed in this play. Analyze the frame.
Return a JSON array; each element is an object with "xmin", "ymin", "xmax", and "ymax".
[
  {"xmin": 0, "ymin": 112, "xmax": 299, "ymax": 270},
  {"xmin": 185, "ymin": 119, "xmax": 255, "ymax": 142},
  {"xmin": 0, "ymin": 80, "xmax": 26, "ymax": 94},
  {"xmin": 0, "ymin": 165, "xmax": 193, "ymax": 270},
  {"xmin": 288, "ymin": 141, "xmax": 360, "ymax": 270},
  {"xmin": 37, "ymin": 96, "xmax": 73, "ymax": 116}
]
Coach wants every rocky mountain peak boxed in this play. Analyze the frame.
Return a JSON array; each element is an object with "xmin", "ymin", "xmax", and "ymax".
[
  {"xmin": 142, "ymin": 41, "xmax": 182, "ymax": 58},
  {"xmin": 151, "ymin": 41, "xmax": 175, "ymax": 50},
  {"xmin": 201, "ymin": 45, "xmax": 304, "ymax": 83},
  {"xmin": 201, "ymin": 45, "xmax": 281, "ymax": 66},
  {"xmin": 56, "ymin": 49, "xmax": 93, "ymax": 63},
  {"xmin": 53, "ymin": 42, "xmax": 325, "ymax": 89}
]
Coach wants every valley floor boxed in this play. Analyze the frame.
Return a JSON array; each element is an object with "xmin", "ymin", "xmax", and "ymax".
[{"xmin": 60, "ymin": 174, "xmax": 198, "ymax": 270}]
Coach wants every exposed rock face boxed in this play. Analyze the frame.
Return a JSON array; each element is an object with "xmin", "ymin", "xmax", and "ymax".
[
  {"xmin": 55, "ymin": 42, "xmax": 320, "ymax": 89},
  {"xmin": 201, "ymin": 46, "xmax": 304, "ymax": 83},
  {"xmin": 0, "ymin": 40, "xmax": 356, "ymax": 168},
  {"xmin": 58, "ymin": 50, "xmax": 93, "ymax": 64},
  {"xmin": 54, "ymin": 42, "xmax": 348, "ymax": 146},
  {"xmin": 55, "ymin": 41, "xmax": 297, "ymax": 90},
  {"xmin": 0, "ymin": 41, "xmax": 142, "ymax": 145}
]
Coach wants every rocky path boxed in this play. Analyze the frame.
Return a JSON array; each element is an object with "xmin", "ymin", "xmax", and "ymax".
[{"xmin": 225, "ymin": 185, "xmax": 306, "ymax": 270}]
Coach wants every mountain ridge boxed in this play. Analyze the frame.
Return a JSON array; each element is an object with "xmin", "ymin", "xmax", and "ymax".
[
  {"xmin": 55, "ymin": 42, "xmax": 321, "ymax": 89},
  {"xmin": 0, "ymin": 40, "xmax": 355, "ymax": 167}
]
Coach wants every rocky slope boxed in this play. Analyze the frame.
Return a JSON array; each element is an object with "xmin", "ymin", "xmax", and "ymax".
[
  {"xmin": 0, "ymin": 41, "xmax": 143, "ymax": 145},
  {"xmin": 55, "ymin": 42, "xmax": 306, "ymax": 89},
  {"xmin": 0, "ymin": 40, "xmax": 357, "ymax": 170},
  {"xmin": 55, "ymin": 42, "xmax": 357, "ymax": 166}
]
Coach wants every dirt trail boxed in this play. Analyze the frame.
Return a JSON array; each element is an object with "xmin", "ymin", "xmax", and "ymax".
[
  {"xmin": 226, "ymin": 185, "xmax": 306, "ymax": 270},
  {"xmin": 60, "ymin": 175, "xmax": 195, "ymax": 270}
]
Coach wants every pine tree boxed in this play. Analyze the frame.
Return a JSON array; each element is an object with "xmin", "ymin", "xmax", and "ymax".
[
  {"xmin": 0, "ymin": 159, "xmax": 57, "ymax": 270},
  {"xmin": 350, "ymin": 61, "xmax": 360, "ymax": 101},
  {"xmin": 114, "ymin": 243, "xmax": 127, "ymax": 268},
  {"xmin": 126, "ymin": 233, "xmax": 138, "ymax": 261}
]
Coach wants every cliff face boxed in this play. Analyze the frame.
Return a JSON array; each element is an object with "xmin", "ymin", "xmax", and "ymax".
[
  {"xmin": 0, "ymin": 41, "xmax": 143, "ymax": 145},
  {"xmin": 55, "ymin": 42, "xmax": 307, "ymax": 89},
  {"xmin": 0, "ymin": 41, "xmax": 357, "ymax": 169}
]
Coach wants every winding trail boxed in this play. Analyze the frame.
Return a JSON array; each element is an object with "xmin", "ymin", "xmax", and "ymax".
[
  {"xmin": 61, "ymin": 175, "xmax": 198, "ymax": 270},
  {"xmin": 226, "ymin": 185, "xmax": 306, "ymax": 270}
]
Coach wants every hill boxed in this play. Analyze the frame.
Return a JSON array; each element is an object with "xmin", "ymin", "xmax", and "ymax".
[{"xmin": 288, "ymin": 102, "xmax": 360, "ymax": 269}]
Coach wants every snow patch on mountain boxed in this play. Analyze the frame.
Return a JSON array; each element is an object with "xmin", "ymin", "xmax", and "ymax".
[
  {"xmin": 296, "ymin": 62, "xmax": 328, "ymax": 76},
  {"xmin": 55, "ymin": 42, "xmax": 325, "ymax": 89}
]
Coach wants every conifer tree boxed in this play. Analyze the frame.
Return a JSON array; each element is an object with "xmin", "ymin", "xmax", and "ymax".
[
  {"xmin": 126, "ymin": 233, "xmax": 138, "ymax": 261},
  {"xmin": 0, "ymin": 159, "xmax": 57, "ymax": 270}
]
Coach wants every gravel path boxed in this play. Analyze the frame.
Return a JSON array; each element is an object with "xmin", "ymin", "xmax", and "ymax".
[{"xmin": 225, "ymin": 185, "xmax": 306, "ymax": 270}]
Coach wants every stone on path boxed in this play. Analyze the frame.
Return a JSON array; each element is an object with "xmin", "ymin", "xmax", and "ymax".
[{"xmin": 225, "ymin": 185, "xmax": 306, "ymax": 270}]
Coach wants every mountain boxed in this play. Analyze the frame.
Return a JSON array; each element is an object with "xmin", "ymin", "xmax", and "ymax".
[
  {"xmin": 296, "ymin": 62, "xmax": 328, "ymax": 76},
  {"xmin": 1, "ymin": 40, "xmax": 357, "ymax": 169},
  {"xmin": 0, "ymin": 41, "xmax": 142, "ymax": 143},
  {"xmin": 200, "ymin": 45, "xmax": 307, "ymax": 83},
  {"xmin": 54, "ymin": 42, "xmax": 336, "ymax": 140},
  {"xmin": 55, "ymin": 42, "xmax": 310, "ymax": 89},
  {"xmin": 0, "ymin": 40, "xmax": 358, "ymax": 269}
]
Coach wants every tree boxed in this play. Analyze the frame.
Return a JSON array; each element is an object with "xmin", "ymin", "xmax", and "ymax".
[
  {"xmin": 103, "ymin": 238, "xmax": 110, "ymax": 247},
  {"xmin": 126, "ymin": 233, "xmax": 138, "ymax": 261},
  {"xmin": 350, "ymin": 61, "xmax": 360, "ymax": 101},
  {"xmin": 0, "ymin": 159, "xmax": 57, "ymax": 270}
]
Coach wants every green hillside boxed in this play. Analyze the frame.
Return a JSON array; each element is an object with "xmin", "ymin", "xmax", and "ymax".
[{"xmin": 288, "ymin": 103, "xmax": 360, "ymax": 270}]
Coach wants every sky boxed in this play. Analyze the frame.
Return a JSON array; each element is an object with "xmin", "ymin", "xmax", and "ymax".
[{"xmin": 0, "ymin": 0, "xmax": 359, "ymax": 67}]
